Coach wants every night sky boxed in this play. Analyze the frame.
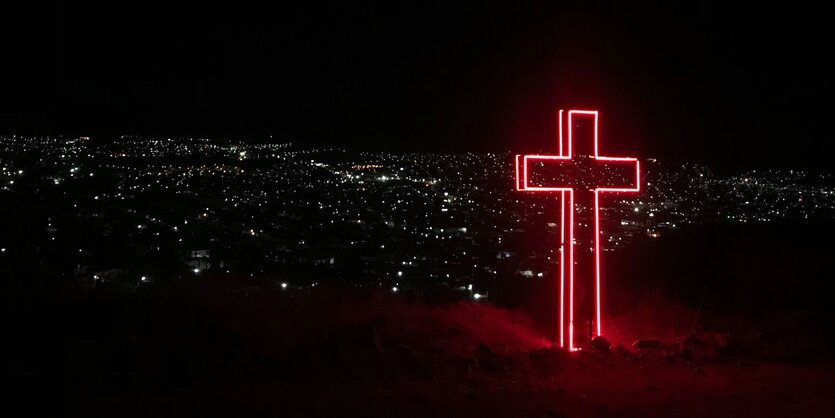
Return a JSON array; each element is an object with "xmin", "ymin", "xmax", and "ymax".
[{"xmin": 2, "ymin": 2, "xmax": 833, "ymax": 171}]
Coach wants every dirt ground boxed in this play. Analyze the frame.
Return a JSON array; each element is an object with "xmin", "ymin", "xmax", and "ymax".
[
  {"xmin": 78, "ymin": 342, "xmax": 835, "ymax": 418},
  {"xmin": 25, "ymin": 284, "xmax": 832, "ymax": 418}
]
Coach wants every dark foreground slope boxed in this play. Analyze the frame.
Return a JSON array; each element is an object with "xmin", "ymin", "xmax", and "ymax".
[
  {"xmin": 5, "ymin": 280, "xmax": 835, "ymax": 418},
  {"xmin": 5, "ymin": 221, "xmax": 835, "ymax": 417}
]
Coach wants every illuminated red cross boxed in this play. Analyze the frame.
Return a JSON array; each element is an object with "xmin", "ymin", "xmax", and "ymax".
[{"xmin": 515, "ymin": 109, "xmax": 640, "ymax": 350}]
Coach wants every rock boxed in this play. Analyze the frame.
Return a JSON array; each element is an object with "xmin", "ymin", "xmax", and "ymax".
[
  {"xmin": 392, "ymin": 344, "xmax": 433, "ymax": 378},
  {"xmin": 715, "ymin": 332, "xmax": 730, "ymax": 350},
  {"xmin": 678, "ymin": 338, "xmax": 695, "ymax": 360},
  {"xmin": 677, "ymin": 332, "xmax": 727, "ymax": 362},
  {"xmin": 632, "ymin": 339, "xmax": 664, "ymax": 350},
  {"xmin": 591, "ymin": 336, "xmax": 611, "ymax": 351},
  {"xmin": 474, "ymin": 343, "xmax": 505, "ymax": 372},
  {"xmin": 529, "ymin": 345, "xmax": 568, "ymax": 371},
  {"xmin": 685, "ymin": 332, "xmax": 702, "ymax": 346},
  {"xmin": 476, "ymin": 343, "xmax": 498, "ymax": 359},
  {"xmin": 615, "ymin": 344, "xmax": 633, "ymax": 358}
]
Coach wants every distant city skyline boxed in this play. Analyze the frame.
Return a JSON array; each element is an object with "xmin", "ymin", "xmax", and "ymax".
[{"xmin": 1, "ymin": 134, "xmax": 831, "ymax": 294}]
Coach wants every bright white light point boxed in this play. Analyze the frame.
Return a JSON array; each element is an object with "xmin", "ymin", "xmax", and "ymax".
[
  {"xmin": 1, "ymin": 248, "xmax": 5, "ymax": 252},
  {"xmin": 281, "ymin": 282, "xmax": 288, "ymax": 289},
  {"xmin": 633, "ymin": 207, "xmax": 639, "ymax": 212},
  {"xmin": 392, "ymin": 286, "xmax": 398, "ymax": 292},
  {"xmin": 397, "ymin": 271, "xmax": 403, "ymax": 277},
  {"xmin": 141, "ymin": 276, "xmax": 148, "ymax": 282},
  {"xmin": 467, "ymin": 284, "xmax": 473, "ymax": 290},
  {"xmin": 537, "ymin": 272, "xmax": 544, "ymax": 277},
  {"xmin": 193, "ymin": 268, "xmax": 200, "ymax": 274},
  {"xmin": 473, "ymin": 293, "xmax": 483, "ymax": 300}
]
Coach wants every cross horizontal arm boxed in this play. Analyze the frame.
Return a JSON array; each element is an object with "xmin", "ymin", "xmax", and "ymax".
[{"xmin": 515, "ymin": 155, "xmax": 640, "ymax": 192}]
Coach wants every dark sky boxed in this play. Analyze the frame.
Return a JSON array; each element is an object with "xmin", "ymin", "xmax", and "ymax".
[{"xmin": 2, "ymin": 2, "xmax": 833, "ymax": 171}]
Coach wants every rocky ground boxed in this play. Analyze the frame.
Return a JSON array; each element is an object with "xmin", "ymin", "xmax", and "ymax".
[{"xmin": 8, "ymin": 282, "xmax": 835, "ymax": 417}]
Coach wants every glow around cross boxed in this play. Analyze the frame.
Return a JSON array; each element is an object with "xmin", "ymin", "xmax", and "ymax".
[{"xmin": 515, "ymin": 109, "xmax": 640, "ymax": 351}]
